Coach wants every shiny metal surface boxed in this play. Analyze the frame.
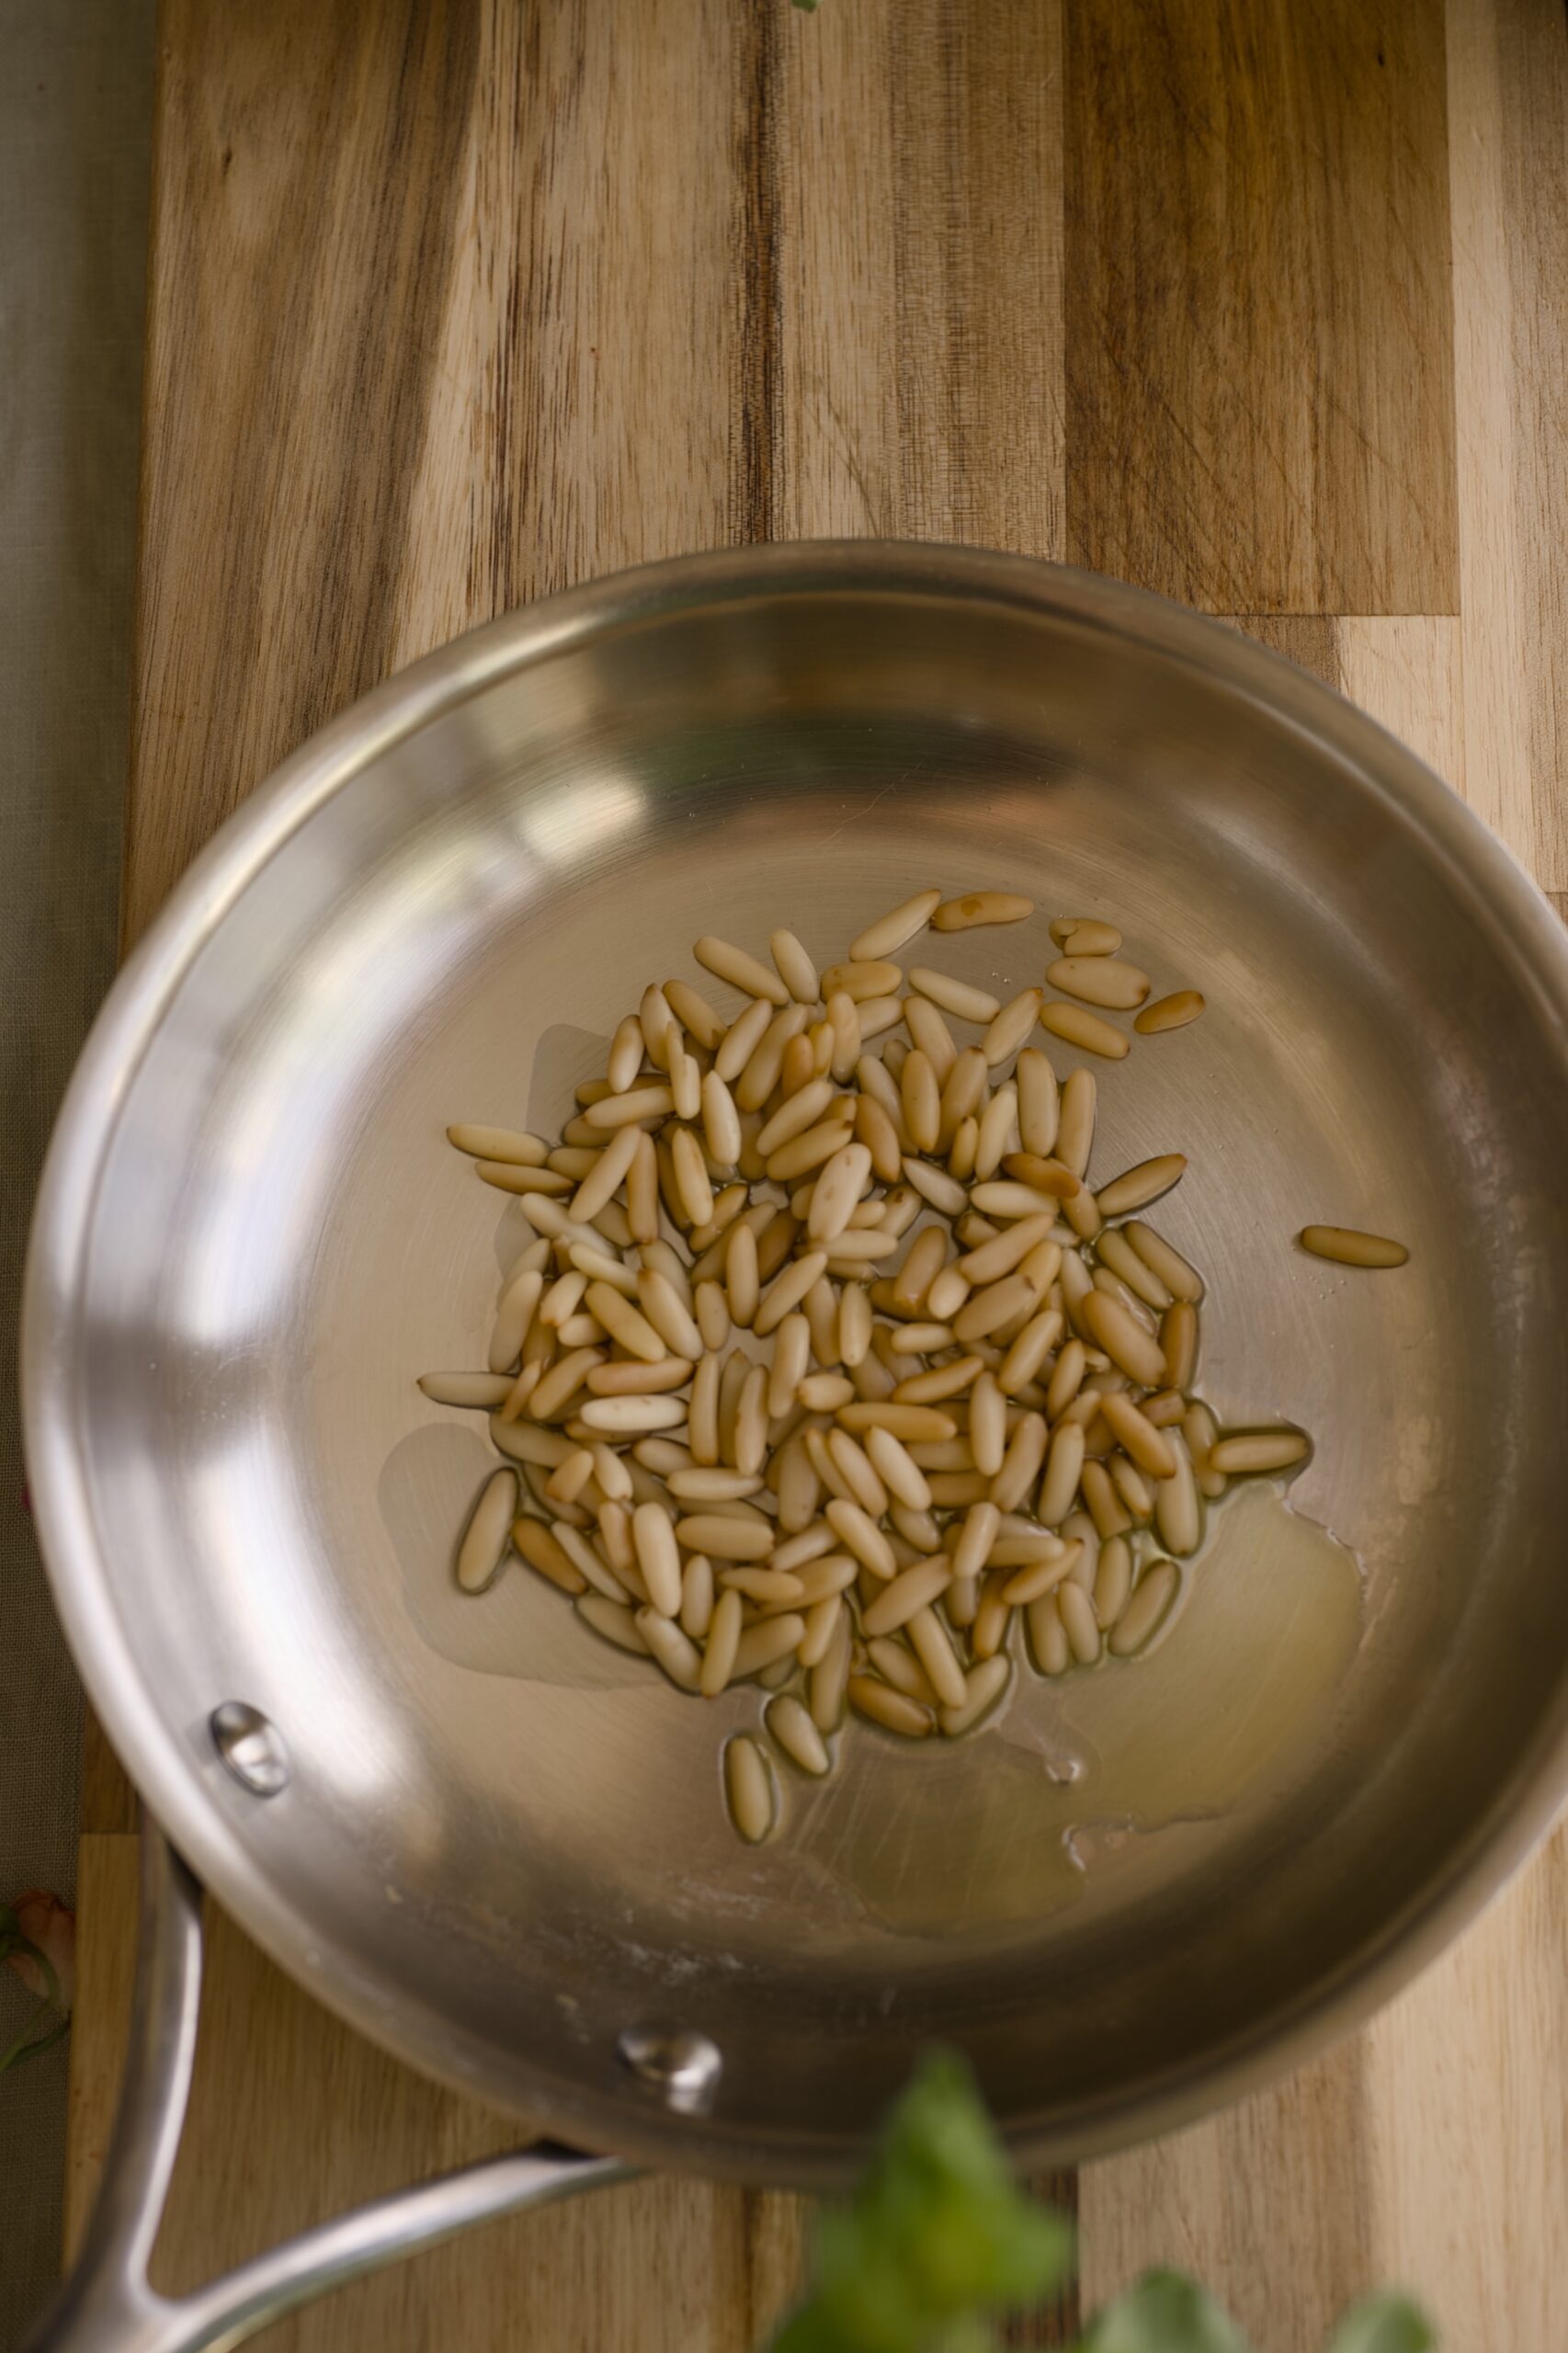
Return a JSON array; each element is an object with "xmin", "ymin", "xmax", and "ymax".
[
  {"xmin": 23, "ymin": 544, "xmax": 1568, "ymax": 2182},
  {"xmin": 615, "ymin": 2025, "xmax": 724, "ymax": 2115},
  {"xmin": 209, "ymin": 1703, "xmax": 290, "ymax": 1798},
  {"xmin": 23, "ymin": 1826, "xmax": 625, "ymax": 2353}
]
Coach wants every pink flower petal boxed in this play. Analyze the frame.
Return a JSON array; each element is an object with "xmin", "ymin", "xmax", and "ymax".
[{"xmin": 7, "ymin": 1891, "xmax": 75, "ymax": 2014}]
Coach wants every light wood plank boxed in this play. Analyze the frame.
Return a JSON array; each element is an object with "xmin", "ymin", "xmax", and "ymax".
[
  {"xmin": 1064, "ymin": 0, "xmax": 1458, "ymax": 612},
  {"xmin": 1335, "ymin": 613, "xmax": 1568, "ymax": 2350},
  {"xmin": 79, "ymin": 1710, "xmax": 137, "ymax": 1836},
  {"xmin": 63, "ymin": 1836, "xmax": 140, "ymax": 2263},
  {"xmin": 1358, "ymin": 1825, "xmax": 1568, "ymax": 2353},
  {"xmin": 1085, "ymin": 613, "xmax": 1568, "ymax": 2353},
  {"xmin": 772, "ymin": 0, "xmax": 899, "ymax": 539},
  {"xmin": 1447, "ymin": 0, "xmax": 1568, "ymax": 886},
  {"xmin": 1079, "ymin": 614, "xmax": 1378, "ymax": 2353},
  {"xmin": 1081, "ymin": 2049, "xmax": 1378, "ymax": 2353},
  {"xmin": 1335, "ymin": 618, "xmax": 1465, "ymax": 795}
]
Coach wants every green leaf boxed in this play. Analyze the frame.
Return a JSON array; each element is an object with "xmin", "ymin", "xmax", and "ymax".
[
  {"xmin": 767, "ymin": 2050, "xmax": 1074, "ymax": 2353},
  {"xmin": 1322, "ymin": 2295, "xmax": 1434, "ymax": 2353},
  {"xmin": 0, "ymin": 2011, "xmax": 71, "ymax": 2073},
  {"xmin": 0, "ymin": 1902, "xmax": 68, "ymax": 2077},
  {"xmin": 1078, "ymin": 2269, "xmax": 1254, "ymax": 2353}
]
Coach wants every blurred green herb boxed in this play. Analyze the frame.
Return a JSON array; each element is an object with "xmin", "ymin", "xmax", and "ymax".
[
  {"xmin": 1077, "ymin": 2271, "xmax": 1251, "ymax": 2353},
  {"xmin": 769, "ymin": 2051, "xmax": 1072, "ymax": 2352},
  {"xmin": 1320, "ymin": 2302, "xmax": 1435, "ymax": 2353},
  {"xmin": 791, "ymin": 1, "xmax": 821, "ymax": 12},
  {"xmin": 767, "ymin": 2054, "xmax": 1433, "ymax": 2353}
]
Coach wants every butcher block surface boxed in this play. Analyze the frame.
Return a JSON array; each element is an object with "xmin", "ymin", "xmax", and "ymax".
[{"xmin": 65, "ymin": 3, "xmax": 1568, "ymax": 2347}]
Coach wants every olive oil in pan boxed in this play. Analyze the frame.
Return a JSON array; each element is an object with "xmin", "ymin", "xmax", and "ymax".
[
  {"xmin": 795, "ymin": 1481, "xmax": 1365, "ymax": 1938},
  {"xmin": 392, "ymin": 1429, "xmax": 1363, "ymax": 1943}
]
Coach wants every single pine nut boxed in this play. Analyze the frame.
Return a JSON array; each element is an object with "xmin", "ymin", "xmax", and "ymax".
[
  {"xmin": 862, "ymin": 1555, "xmax": 955, "ymax": 1637},
  {"xmin": 932, "ymin": 892, "xmax": 1033, "ymax": 932},
  {"xmin": 1039, "ymin": 1422, "xmax": 1086, "ymax": 1526},
  {"xmin": 638, "ymin": 1609, "xmax": 704, "ymax": 1691},
  {"xmin": 906, "ymin": 1605, "xmax": 967, "ymax": 1707},
  {"xmin": 1209, "ymin": 1429, "xmax": 1312, "ymax": 1475},
  {"xmin": 1027, "ymin": 1593, "xmax": 1070, "ymax": 1675},
  {"xmin": 983, "ymin": 989, "xmax": 1044, "ymax": 1065},
  {"xmin": 457, "ymin": 1470, "xmax": 518, "ymax": 1592},
  {"xmin": 1153, "ymin": 1433, "xmax": 1202, "ymax": 1556},
  {"xmin": 732, "ymin": 1613, "xmax": 807, "ymax": 1681},
  {"xmin": 576, "ymin": 1594, "xmax": 649, "ymax": 1654},
  {"xmin": 695, "ymin": 934, "xmax": 790, "ymax": 1005},
  {"xmin": 1040, "ymin": 1001, "xmax": 1130, "ymax": 1059},
  {"xmin": 449, "ymin": 1123, "xmax": 549, "ymax": 1165},
  {"xmin": 1110, "ymin": 1560, "xmax": 1179, "ymax": 1654},
  {"xmin": 1300, "ymin": 1224, "xmax": 1409, "ymax": 1268},
  {"xmin": 850, "ymin": 889, "xmax": 941, "ymax": 961},
  {"xmin": 1134, "ymin": 989, "xmax": 1205, "ymax": 1034},
  {"xmin": 1059, "ymin": 1582, "xmax": 1101, "ymax": 1664},
  {"xmin": 418, "ymin": 1371, "xmax": 515, "ymax": 1408},
  {"xmin": 905, "ymin": 995, "xmax": 958, "ymax": 1083},
  {"xmin": 1081, "ymin": 1289, "xmax": 1166, "ymax": 1387},
  {"xmin": 1046, "ymin": 956, "xmax": 1151, "ymax": 1010},
  {"xmin": 770, "ymin": 928, "xmax": 819, "ymax": 1004},
  {"xmin": 767, "ymin": 1693, "xmax": 830, "ymax": 1774},
  {"xmin": 724, "ymin": 1736, "xmax": 777, "ymax": 1840},
  {"xmin": 848, "ymin": 1674, "xmax": 934, "ymax": 1738},
  {"xmin": 908, "ymin": 967, "xmax": 1001, "ymax": 1024},
  {"xmin": 1098, "ymin": 1392, "xmax": 1178, "ymax": 1478}
]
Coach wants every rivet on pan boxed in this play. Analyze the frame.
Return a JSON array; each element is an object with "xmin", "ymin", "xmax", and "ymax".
[
  {"xmin": 210, "ymin": 1702, "xmax": 290, "ymax": 1797},
  {"xmin": 614, "ymin": 2026, "xmax": 723, "ymax": 2114}
]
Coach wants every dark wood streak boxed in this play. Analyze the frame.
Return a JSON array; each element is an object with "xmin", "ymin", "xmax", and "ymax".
[
  {"xmin": 999, "ymin": 2171, "xmax": 1080, "ymax": 2347},
  {"xmin": 731, "ymin": 0, "xmax": 783, "ymax": 546},
  {"xmin": 887, "ymin": 0, "xmax": 1065, "ymax": 554},
  {"xmin": 1233, "ymin": 613, "xmax": 1341, "ymax": 693},
  {"xmin": 125, "ymin": 1, "xmax": 479, "ymax": 944},
  {"xmin": 1063, "ymin": 0, "xmax": 1458, "ymax": 616}
]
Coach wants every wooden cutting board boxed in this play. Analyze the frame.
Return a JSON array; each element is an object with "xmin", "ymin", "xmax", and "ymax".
[{"xmin": 67, "ymin": 2, "xmax": 1568, "ymax": 2345}]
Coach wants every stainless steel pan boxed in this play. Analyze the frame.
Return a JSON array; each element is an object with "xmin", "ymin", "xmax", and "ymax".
[{"xmin": 23, "ymin": 545, "xmax": 1568, "ymax": 2349}]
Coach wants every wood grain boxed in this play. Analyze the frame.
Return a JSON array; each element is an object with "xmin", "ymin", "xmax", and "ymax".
[
  {"xmin": 1074, "ymin": 606, "xmax": 1472, "ymax": 2353},
  {"xmin": 70, "ymin": 2, "xmax": 1568, "ymax": 2348},
  {"xmin": 1447, "ymin": 0, "xmax": 1568, "ymax": 886},
  {"xmin": 79, "ymin": 1709, "xmax": 137, "ymax": 1836},
  {"xmin": 127, "ymin": 1, "xmax": 479, "ymax": 943},
  {"xmin": 94, "ymin": 3, "xmax": 1079, "ymax": 2346},
  {"xmin": 66, "ymin": 1837, "xmax": 815, "ymax": 2351},
  {"xmin": 63, "ymin": 1836, "xmax": 138, "ymax": 2259},
  {"xmin": 771, "ymin": 0, "xmax": 1065, "ymax": 548},
  {"xmin": 1065, "ymin": 0, "xmax": 1459, "ymax": 613}
]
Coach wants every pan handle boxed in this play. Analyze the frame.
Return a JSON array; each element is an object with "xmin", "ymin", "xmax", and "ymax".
[{"xmin": 24, "ymin": 1823, "xmax": 631, "ymax": 2353}]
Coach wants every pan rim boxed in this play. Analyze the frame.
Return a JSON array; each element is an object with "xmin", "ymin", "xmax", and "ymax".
[{"xmin": 22, "ymin": 540, "xmax": 1568, "ymax": 2177}]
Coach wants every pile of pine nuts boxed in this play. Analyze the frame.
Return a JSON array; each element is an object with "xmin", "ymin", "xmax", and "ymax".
[{"xmin": 425, "ymin": 888, "xmax": 1392, "ymax": 1846}]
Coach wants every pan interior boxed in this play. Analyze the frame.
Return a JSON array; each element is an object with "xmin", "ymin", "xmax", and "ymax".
[{"xmin": 50, "ymin": 573, "xmax": 1568, "ymax": 2173}]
